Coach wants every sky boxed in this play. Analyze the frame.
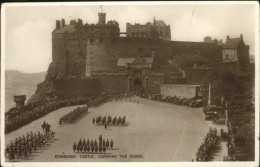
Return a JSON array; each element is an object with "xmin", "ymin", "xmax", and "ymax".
[{"xmin": 3, "ymin": 3, "xmax": 257, "ymax": 73}]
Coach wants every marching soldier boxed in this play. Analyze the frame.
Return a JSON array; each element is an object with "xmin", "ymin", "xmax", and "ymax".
[
  {"xmin": 73, "ymin": 142, "xmax": 76, "ymax": 152},
  {"xmin": 103, "ymin": 140, "xmax": 106, "ymax": 147},
  {"xmin": 99, "ymin": 135, "xmax": 102, "ymax": 142},
  {"xmin": 87, "ymin": 139, "xmax": 90, "ymax": 146},
  {"xmin": 106, "ymin": 139, "xmax": 109, "ymax": 148},
  {"xmin": 110, "ymin": 139, "xmax": 113, "ymax": 149},
  {"xmin": 99, "ymin": 146, "xmax": 102, "ymax": 153},
  {"xmin": 95, "ymin": 146, "xmax": 98, "ymax": 153},
  {"xmin": 103, "ymin": 145, "xmax": 106, "ymax": 154}
]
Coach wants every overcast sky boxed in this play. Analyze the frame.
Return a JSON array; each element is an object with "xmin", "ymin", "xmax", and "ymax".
[{"xmin": 3, "ymin": 3, "xmax": 257, "ymax": 73}]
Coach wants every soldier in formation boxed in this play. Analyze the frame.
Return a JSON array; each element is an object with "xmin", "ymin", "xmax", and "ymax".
[
  {"xmin": 94, "ymin": 115, "xmax": 126, "ymax": 126},
  {"xmin": 6, "ymin": 93, "xmax": 109, "ymax": 133},
  {"xmin": 5, "ymin": 129, "xmax": 55, "ymax": 161},
  {"xmin": 196, "ymin": 128, "xmax": 218, "ymax": 161},
  {"xmin": 73, "ymin": 135, "xmax": 114, "ymax": 154},
  {"xmin": 59, "ymin": 105, "xmax": 88, "ymax": 125}
]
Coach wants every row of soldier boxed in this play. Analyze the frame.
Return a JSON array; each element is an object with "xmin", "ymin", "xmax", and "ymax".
[
  {"xmin": 59, "ymin": 105, "xmax": 88, "ymax": 125},
  {"xmin": 196, "ymin": 128, "xmax": 218, "ymax": 161},
  {"xmin": 93, "ymin": 115, "xmax": 126, "ymax": 126},
  {"xmin": 6, "ymin": 93, "xmax": 109, "ymax": 133},
  {"xmin": 5, "ymin": 130, "xmax": 55, "ymax": 161},
  {"xmin": 107, "ymin": 88, "xmax": 142, "ymax": 101},
  {"xmin": 73, "ymin": 135, "xmax": 113, "ymax": 153}
]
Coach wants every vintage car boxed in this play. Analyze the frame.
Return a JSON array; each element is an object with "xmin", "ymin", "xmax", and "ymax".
[
  {"xmin": 176, "ymin": 98, "xmax": 186, "ymax": 105},
  {"xmin": 193, "ymin": 99, "xmax": 203, "ymax": 107},
  {"xmin": 203, "ymin": 105, "xmax": 222, "ymax": 113},
  {"xmin": 183, "ymin": 98, "xmax": 192, "ymax": 106},
  {"xmin": 151, "ymin": 94, "xmax": 161, "ymax": 101},
  {"xmin": 205, "ymin": 111, "xmax": 217, "ymax": 120}
]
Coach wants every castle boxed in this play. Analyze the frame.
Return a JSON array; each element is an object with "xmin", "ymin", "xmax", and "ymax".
[{"xmin": 32, "ymin": 11, "xmax": 250, "ymax": 99}]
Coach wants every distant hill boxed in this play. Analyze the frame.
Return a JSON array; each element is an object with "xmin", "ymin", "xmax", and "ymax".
[{"xmin": 5, "ymin": 70, "xmax": 46, "ymax": 111}]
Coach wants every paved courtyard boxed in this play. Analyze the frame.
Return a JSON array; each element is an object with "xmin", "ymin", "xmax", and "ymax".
[{"xmin": 5, "ymin": 97, "xmax": 224, "ymax": 162}]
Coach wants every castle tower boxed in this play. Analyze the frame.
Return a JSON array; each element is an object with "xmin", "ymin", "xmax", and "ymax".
[
  {"xmin": 98, "ymin": 12, "xmax": 106, "ymax": 25},
  {"xmin": 14, "ymin": 95, "xmax": 26, "ymax": 109}
]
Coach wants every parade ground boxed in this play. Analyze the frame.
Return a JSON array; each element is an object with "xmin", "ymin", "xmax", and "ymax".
[{"xmin": 5, "ymin": 97, "xmax": 223, "ymax": 162}]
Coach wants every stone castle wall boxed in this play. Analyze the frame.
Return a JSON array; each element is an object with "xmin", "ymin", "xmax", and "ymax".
[
  {"xmin": 160, "ymin": 84, "xmax": 200, "ymax": 98},
  {"xmin": 86, "ymin": 37, "xmax": 172, "ymax": 75},
  {"xmin": 53, "ymin": 78, "xmax": 104, "ymax": 96}
]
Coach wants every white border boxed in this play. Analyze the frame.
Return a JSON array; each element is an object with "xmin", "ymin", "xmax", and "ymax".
[{"xmin": 1, "ymin": 1, "xmax": 259, "ymax": 167}]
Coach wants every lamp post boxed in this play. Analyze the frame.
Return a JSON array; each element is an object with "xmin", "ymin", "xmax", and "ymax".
[{"xmin": 207, "ymin": 83, "xmax": 211, "ymax": 106}]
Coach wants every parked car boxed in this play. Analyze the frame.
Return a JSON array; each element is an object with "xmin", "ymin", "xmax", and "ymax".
[{"xmin": 205, "ymin": 111, "xmax": 217, "ymax": 120}]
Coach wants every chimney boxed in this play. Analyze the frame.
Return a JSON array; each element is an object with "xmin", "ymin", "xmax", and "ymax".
[
  {"xmin": 56, "ymin": 20, "xmax": 61, "ymax": 29},
  {"xmin": 240, "ymin": 34, "xmax": 243, "ymax": 40},
  {"xmin": 226, "ymin": 36, "xmax": 229, "ymax": 40},
  {"xmin": 14, "ymin": 95, "xmax": 26, "ymax": 109},
  {"xmin": 61, "ymin": 19, "xmax": 65, "ymax": 27}
]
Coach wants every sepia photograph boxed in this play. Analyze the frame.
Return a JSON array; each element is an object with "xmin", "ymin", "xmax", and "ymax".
[{"xmin": 1, "ymin": 1, "xmax": 259, "ymax": 167}]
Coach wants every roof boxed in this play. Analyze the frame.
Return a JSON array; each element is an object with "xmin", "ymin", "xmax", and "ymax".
[
  {"xmin": 223, "ymin": 38, "xmax": 243, "ymax": 49},
  {"xmin": 53, "ymin": 25, "xmax": 76, "ymax": 33},
  {"xmin": 117, "ymin": 57, "xmax": 154, "ymax": 67}
]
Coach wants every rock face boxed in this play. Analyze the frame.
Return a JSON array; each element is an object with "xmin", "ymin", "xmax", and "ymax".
[{"xmin": 28, "ymin": 60, "xmax": 86, "ymax": 103}]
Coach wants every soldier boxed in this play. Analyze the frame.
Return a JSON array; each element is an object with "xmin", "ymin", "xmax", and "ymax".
[
  {"xmin": 99, "ymin": 146, "xmax": 102, "ymax": 154},
  {"xmin": 103, "ymin": 140, "xmax": 106, "ymax": 147},
  {"xmin": 42, "ymin": 121, "xmax": 46, "ymax": 133},
  {"xmin": 93, "ymin": 117, "xmax": 96, "ymax": 124},
  {"xmin": 95, "ymin": 146, "xmax": 98, "ymax": 153},
  {"xmin": 105, "ymin": 123, "xmax": 107, "ymax": 129},
  {"xmin": 79, "ymin": 139, "xmax": 82, "ymax": 147},
  {"xmin": 103, "ymin": 146, "xmax": 106, "ymax": 154},
  {"xmin": 91, "ymin": 146, "xmax": 94, "ymax": 153},
  {"xmin": 87, "ymin": 139, "xmax": 90, "ymax": 147},
  {"xmin": 90, "ymin": 140, "xmax": 93, "ymax": 147},
  {"xmin": 110, "ymin": 139, "xmax": 113, "ymax": 149},
  {"xmin": 83, "ymin": 145, "xmax": 87, "ymax": 152},
  {"xmin": 73, "ymin": 142, "xmax": 76, "ymax": 152},
  {"xmin": 99, "ymin": 135, "xmax": 102, "ymax": 142},
  {"xmin": 83, "ymin": 139, "xmax": 86, "ymax": 147},
  {"xmin": 106, "ymin": 139, "xmax": 109, "ymax": 148},
  {"xmin": 94, "ymin": 140, "xmax": 97, "ymax": 147}
]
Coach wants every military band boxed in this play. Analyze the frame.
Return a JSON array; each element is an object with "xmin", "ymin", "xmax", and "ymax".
[
  {"xmin": 93, "ymin": 115, "xmax": 126, "ymax": 126},
  {"xmin": 73, "ymin": 135, "xmax": 114, "ymax": 154}
]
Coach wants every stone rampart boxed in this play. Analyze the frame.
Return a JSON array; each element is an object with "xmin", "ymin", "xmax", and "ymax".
[{"xmin": 160, "ymin": 84, "xmax": 200, "ymax": 98}]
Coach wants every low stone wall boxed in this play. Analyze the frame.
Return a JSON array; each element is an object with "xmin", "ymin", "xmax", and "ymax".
[{"xmin": 160, "ymin": 84, "xmax": 200, "ymax": 98}]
